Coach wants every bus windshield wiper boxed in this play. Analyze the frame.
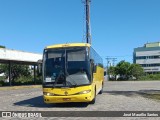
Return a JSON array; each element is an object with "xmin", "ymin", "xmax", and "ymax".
[
  {"xmin": 66, "ymin": 72, "xmax": 78, "ymax": 87},
  {"xmin": 52, "ymin": 70, "xmax": 64, "ymax": 88},
  {"xmin": 65, "ymin": 80, "xmax": 77, "ymax": 87}
]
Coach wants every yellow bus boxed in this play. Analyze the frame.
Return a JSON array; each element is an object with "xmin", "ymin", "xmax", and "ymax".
[{"xmin": 41, "ymin": 43, "xmax": 104, "ymax": 104}]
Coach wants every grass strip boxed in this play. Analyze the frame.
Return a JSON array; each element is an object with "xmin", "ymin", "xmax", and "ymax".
[{"xmin": 142, "ymin": 93, "xmax": 160, "ymax": 101}]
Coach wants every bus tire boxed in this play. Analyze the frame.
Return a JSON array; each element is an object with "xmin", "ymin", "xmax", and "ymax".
[
  {"xmin": 99, "ymin": 82, "xmax": 103, "ymax": 94},
  {"xmin": 90, "ymin": 89, "xmax": 96, "ymax": 104}
]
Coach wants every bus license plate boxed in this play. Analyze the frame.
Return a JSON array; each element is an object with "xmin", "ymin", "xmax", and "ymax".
[{"xmin": 63, "ymin": 98, "xmax": 71, "ymax": 101}]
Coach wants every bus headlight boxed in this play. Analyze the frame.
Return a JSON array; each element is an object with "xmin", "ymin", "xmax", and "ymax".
[
  {"xmin": 78, "ymin": 90, "xmax": 91, "ymax": 94},
  {"xmin": 43, "ymin": 92, "xmax": 54, "ymax": 96}
]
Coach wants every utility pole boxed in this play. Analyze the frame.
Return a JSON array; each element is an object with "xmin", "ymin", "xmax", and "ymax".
[
  {"xmin": 105, "ymin": 57, "xmax": 117, "ymax": 80},
  {"xmin": 112, "ymin": 58, "xmax": 117, "ymax": 66},
  {"xmin": 105, "ymin": 57, "xmax": 111, "ymax": 80},
  {"xmin": 82, "ymin": 0, "xmax": 91, "ymax": 44},
  {"xmin": 106, "ymin": 57, "xmax": 117, "ymax": 67},
  {"xmin": 105, "ymin": 57, "xmax": 110, "ymax": 70}
]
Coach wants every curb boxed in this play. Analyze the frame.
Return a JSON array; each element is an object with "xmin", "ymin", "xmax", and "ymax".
[{"xmin": 0, "ymin": 85, "xmax": 42, "ymax": 91}]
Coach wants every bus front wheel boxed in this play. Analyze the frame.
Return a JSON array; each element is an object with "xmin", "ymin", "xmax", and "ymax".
[{"xmin": 90, "ymin": 89, "xmax": 96, "ymax": 104}]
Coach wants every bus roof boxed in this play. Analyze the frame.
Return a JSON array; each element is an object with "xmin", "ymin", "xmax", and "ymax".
[{"xmin": 46, "ymin": 43, "xmax": 91, "ymax": 49}]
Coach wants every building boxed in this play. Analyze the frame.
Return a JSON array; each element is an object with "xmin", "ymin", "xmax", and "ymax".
[
  {"xmin": 133, "ymin": 42, "xmax": 160, "ymax": 74},
  {"xmin": 0, "ymin": 47, "xmax": 42, "ymax": 85}
]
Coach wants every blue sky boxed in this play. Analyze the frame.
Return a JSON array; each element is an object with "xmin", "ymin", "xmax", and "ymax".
[{"xmin": 0, "ymin": 0, "xmax": 160, "ymax": 66}]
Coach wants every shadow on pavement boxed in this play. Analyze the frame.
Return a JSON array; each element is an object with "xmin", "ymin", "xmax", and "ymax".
[{"xmin": 13, "ymin": 96, "xmax": 88, "ymax": 108}]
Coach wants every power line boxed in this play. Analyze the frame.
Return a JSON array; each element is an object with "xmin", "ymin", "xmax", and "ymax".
[
  {"xmin": 105, "ymin": 57, "xmax": 117, "ymax": 67},
  {"xmin": 106, "ymin": 55, "xmax": 133, "ymax": 58}
]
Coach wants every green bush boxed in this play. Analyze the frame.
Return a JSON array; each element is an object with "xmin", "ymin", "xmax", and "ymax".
[
  {"xmin": 14, "ymin": 75, "xmax": 33, "ymax": 85},
  {"xmin": 0, "ymin": 76, "xmax": 5, "ymax": 86},
  {"xmin": 0, "ymin": 80, "xmax": 4, "ymax": 86},
  {"xmin": 0, "ymin": 76, "xmax": 5, "ymax": 81},
  {"xmin": 117, "ymin": 78, "xmax": 128, "ymax": 81},
  {"xmin": 14, "ymin": 75, "xmax": 42, "ymax": 85}
]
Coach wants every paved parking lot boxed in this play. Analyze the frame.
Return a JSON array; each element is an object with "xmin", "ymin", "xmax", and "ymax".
[{"xmin": 0, "ymin": 81, "xmax": 160, "ymax": 120}]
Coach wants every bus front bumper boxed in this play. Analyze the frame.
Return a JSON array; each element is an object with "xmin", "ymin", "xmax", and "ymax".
[{"xmin": 43, "ymin": 93, "xmax": 93, "ymax": 103}]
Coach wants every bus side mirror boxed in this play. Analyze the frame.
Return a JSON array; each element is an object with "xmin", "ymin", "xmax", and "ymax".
[
  {"xmin": 37, "ymin": 59, "xmax": 42, "ymax": 74},
  {"xmin": 90, "ymin": 59, "xmax": 96, "ymax": 73},
  {"xmin": 90, "ymin": 59, "xmax": 94, "ymax": 65}
]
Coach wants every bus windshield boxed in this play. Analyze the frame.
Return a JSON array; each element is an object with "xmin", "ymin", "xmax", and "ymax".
[{"xmin": 43, "ymin": 47, "xmax": 91, "ymax": 88}]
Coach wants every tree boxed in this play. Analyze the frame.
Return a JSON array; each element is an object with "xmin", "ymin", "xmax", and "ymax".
[
  {"xmin": 107, "ymin": 60, "xmax": 145, "ymax": 80},
  {"xmin": 129, "ymin": 64, "xmax": 144, "ymax": 80},
  {"xmin": 115, "ymin": 60, "xmax": 131, "ymax": 79},
  {"xmin": 0, "ymin": 63, "xmax": 31, "ymax": 84},
  {"xmin": 0, "ymin": 45, "xmax": 5, "ymax": 48},
  {"xmin": 108, "ymin": 66, "xmax": 116, "ymax": 80}
]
